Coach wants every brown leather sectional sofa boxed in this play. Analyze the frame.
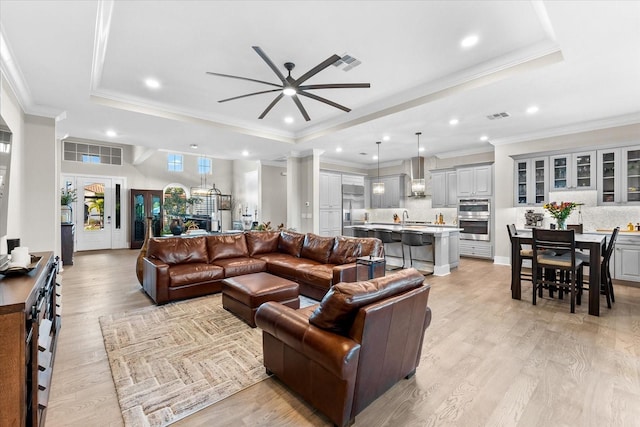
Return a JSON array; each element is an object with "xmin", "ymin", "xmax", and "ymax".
[{"xmin": 142, "ymin": 230, "xmax": 384, "ymax": 304}]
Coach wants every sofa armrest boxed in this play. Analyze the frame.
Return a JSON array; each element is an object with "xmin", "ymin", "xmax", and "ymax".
[
  {"xmin": 333, "ymin": 263, "xmax": 358, "ymax": 283},
  {"xmin": 143, "ymin": 257, "xmax": 170, "ymax": 304},
  {"xmin": 255, "ymin": 302, "xmax": 361, "ymax": 379}
]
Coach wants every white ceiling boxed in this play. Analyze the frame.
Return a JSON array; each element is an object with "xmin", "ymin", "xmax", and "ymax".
[{"xmin": 1, "ymin": 0, "xmax": 639, "ymax": 168}]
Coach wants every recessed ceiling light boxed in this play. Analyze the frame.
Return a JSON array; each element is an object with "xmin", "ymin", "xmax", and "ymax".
[
  {"xmin": 106, "ymin": 130, "xmax": 117, "ymax": 137},
  {"xmin": 190, "ymin": 144, "xmax": 198, "ymax": 149},
  {"xmin": 145, "ymin": 78, "xmax": 161, "ymax": 89},
  {"xmin": 449, "ymin": 118, "xmax": 459, "ymax": 125},
  {"xmin": 242, "ymin": 150, "xmax": 249, "ymax": 156},
  {"xmin": 373, "ymin": 155, "xmax": 378, "ymax": 160},
  {"xmin": 480, "ymin": 135, "xmax": 489, "ymax": 141},
  {"xmin": 527, "ymin": 105, "xmax": 539, "ymax": 114},
  {"xmin": 419, "ymin": 147, "xmax": 425, "ymax": 152},
  {"xmin": 284, "ymin": 116, "xmax": 294, "ymax": 124},
  {"xmin": 461, "ymin": 34, "xmax": 479, "ymax": 48},
  {"xmin": 382, "ymin": 135, "xmax": 390, "ymax": 141},
  {"xmin": 336, "ymin": 147, "xmax": 342, "ymax": 152}
]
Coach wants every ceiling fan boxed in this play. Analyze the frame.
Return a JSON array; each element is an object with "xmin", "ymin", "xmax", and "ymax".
[{"xmin": 206, "ymin": 46, "xmax": 370, "ymax": 121}]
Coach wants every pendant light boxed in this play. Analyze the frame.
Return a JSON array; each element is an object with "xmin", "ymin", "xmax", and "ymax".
[
  {"xmin": 411, "ymin": 132, "xmax": 425, "ymax": 193},
  {"xmin": 372, "ymin": 141, "xmax": 385, "ymax": 194}
]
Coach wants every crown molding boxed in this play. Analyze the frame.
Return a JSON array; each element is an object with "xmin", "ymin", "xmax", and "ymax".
[{"xmin": 490, "ymin": 112, "xmax": 640, "ymax": 146}]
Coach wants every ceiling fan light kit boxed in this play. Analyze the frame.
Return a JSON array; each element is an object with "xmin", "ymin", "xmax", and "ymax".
[
  {"xmin": 373, "ymin": 141, "xmax": 385, "ymax": 195},
  {"xmin": 207, "ymin": 46, "xmax": 370, "ymax": 121}
]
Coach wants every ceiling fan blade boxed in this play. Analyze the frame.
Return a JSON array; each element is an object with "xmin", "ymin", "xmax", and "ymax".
[
  {"xmin": 252, "ymin": 46, "xmax": 286, "ymax": 83},
  {"xmin": 298, "ymin": 91, "xmax": 351, "ymax": 113},
  {"xmin": 292, "ymin": 95, "xmax": 311, "ymax": 121},
  {"xmin": 258, "ymin": 93, "xmax": 284, "ymax": 119},
  {"xmin": 218, "ymin": 89, "xmax": 282, "ymax": 103},
  {"xmin": 205, "ymin": 72, "xmax": 282, "ymax": 88},
  {"xmin": 298, "ymin": 83, "xmax": 371, "ymax": 90},
  {"xmin": 294, "ymin": 54, "xmax": 341, "ymax": 86}
]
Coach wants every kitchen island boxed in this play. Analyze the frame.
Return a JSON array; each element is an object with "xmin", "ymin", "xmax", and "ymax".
[{"xmin": 348, "ymin": 223, "xmax": 461, "ymax": 276}]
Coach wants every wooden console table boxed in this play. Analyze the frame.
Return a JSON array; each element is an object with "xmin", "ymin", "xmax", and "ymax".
[{"xmin": 0, "ymin": 252, "xmax": 60, "ymax": 426}]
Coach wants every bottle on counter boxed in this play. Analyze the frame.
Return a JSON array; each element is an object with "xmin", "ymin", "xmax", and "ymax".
[
  {"xmin": 438, "ymin": 213, "xmax": 444, "ymax": 224},
  {"xmin": 628, "ymin": 222, "xmax": 635, "ymax": 231}
]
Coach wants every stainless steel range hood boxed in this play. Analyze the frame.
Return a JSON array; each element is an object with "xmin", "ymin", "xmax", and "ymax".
[{"xmin": 409, "ymin": 156, "xmax": 426, "ymax": 197}]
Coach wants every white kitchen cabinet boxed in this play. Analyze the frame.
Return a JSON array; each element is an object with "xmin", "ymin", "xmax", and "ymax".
[
  {"xmin": 341, "ymin": 174, "xmax": 364, "ymax": 186},
  {"xmin": 514, "ymin": 157, "xmax": 548, "ymax": 206},
  {"xmin": 614, "ymin": 243, "xmax": 640, "ymax": 282},
  {"xmin": 369, "ymin": 175, "xmax": 405, "ymax": 208},
  {"xmin": 596, "ymin": 145, "xmax": 640, "ymax": 205},
  {"xmin": 457, "ymin": 165, "xmax": 492, "ymax": 197},
  {"xmin": 319, "ymin": 209, "xmax": 342, "ymax": 237},
  {"xmin": 319, "ymin": 172, "xmax": 341, "ymax": 209},
  {"xmin": 550, "ymin": 151, "xmax": 596, "ymax": 191},
  {"xmin": 459, "ymin": 240, "xmax": 493, "ymax": 259},
  {"xmin": 432, "ymin": 170, "xmax": 457, "ymax": 208}
]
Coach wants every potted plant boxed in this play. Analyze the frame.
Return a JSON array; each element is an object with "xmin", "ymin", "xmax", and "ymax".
[{"xmin": 60, "ymin": 188, "xmax": 77, "ymax": 223}]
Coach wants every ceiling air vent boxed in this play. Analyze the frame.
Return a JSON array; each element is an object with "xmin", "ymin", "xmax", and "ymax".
[
  {"xmin": 486, "ymin": 112, "xmax": 510, "ymax": 120},
  {"xmin": 333, "ymin": 54, "xmax": 362, "ymax": 72}
]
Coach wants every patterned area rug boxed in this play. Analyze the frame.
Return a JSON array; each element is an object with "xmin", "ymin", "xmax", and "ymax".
[{"xmin": 99, "ymin": 294, "xmax": 269, "ymax": 426}]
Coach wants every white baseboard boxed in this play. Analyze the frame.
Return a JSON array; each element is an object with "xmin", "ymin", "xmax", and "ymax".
[{"xmin": 493, "ymin": 256, "xmax": 510, "ymax": 266}]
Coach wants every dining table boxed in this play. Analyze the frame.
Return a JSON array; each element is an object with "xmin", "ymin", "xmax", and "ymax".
[{"xmin": 510, "ymin": 230, "xmax": 607, "ymax": 316}]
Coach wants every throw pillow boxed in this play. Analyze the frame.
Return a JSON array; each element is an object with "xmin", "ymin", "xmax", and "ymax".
[
  {"xmin": 300, "ymin": 233, "xmax": 335, "ymax": 264},
  {"xmin": 328, "ymin": 236, "xmax": 360, "ymax": 264},
  {"xmin": 278, "ymin": 230, "xmax": 305, "ymax": 257}
]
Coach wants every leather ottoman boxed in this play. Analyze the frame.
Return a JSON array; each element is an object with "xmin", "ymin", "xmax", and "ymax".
[{"xmin": 222, "ymin": 272, "xmax": 300, "ymax": 327}]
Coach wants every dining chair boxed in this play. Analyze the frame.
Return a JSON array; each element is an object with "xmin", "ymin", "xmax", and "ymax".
[
  {"xmin": 575, "ymin": 226, "xmax": 619, "ymax": 309},
  {"xmin": 507, "ymin": 224, "xmax": 533, "ymax": 282},
  {"xmin": 532, "ymin": 228, "xmax": 584, "ymax": 313}
]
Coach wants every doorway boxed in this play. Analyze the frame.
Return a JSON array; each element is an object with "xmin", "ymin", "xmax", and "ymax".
[{"xmin": 62, "ymin": 175, "xmax": 127, "ymax": 251}]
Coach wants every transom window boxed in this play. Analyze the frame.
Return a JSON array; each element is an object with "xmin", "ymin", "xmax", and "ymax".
[
  {"xmin": 167, "ymin": 153, "xmax": 184, "ymax": 172},
  {"xmin": 198, "ymin": 157, "xmax": 211, "ymax": 174},
  {"xmin": 63, "ymin": 141, "xmax": 122, "ymax": 165}
]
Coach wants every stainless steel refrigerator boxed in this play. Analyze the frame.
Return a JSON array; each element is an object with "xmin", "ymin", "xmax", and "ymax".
[{"xmin": 342, "ymin": 184, "xmax": 365, "ymax": 235}]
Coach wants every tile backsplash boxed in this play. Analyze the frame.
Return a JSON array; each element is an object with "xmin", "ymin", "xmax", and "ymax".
[{"xmin": 515, "ymin": 190, "xmax": 640, "ymax": 231}]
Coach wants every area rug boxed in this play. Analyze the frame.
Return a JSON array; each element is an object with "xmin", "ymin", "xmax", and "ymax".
[{"xmin": 99, "ymin": 294, "xmax": 269, "ymax": 426}]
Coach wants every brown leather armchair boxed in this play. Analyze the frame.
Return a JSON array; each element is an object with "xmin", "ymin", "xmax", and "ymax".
[{"xmin": 255, "ymin": 268, "xmax": 432, "ymax": 427}]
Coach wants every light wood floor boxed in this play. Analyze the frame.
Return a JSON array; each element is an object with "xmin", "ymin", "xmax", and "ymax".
[{"xmin": 46, "ymin": 250, "xmax": 640, "ymax": 427}]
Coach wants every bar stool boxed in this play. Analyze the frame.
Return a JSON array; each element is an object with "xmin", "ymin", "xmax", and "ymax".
[
  {"xmin": 401, "ymin": 230, "xmax": 433, "ymax": 272},
  {"xmin": 373, "ymin": 228, "xmax": 404, "ymax": 270},
  {"xmin": 353, "ymin": 227, "xmax": 370, "ymax": 238}
]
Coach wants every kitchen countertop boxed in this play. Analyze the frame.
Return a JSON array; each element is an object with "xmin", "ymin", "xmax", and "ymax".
[{"xmin": 348, "ymin": 223, "xmax": 462, "ymax": 234}]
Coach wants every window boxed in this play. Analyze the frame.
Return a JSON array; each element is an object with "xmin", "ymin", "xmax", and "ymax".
[
  {"xmin": 63, "ymin": 141, "xmax": 122, "ymax": 165},
  {"xmin": 198, "ymin": 157, "xmax": 211, "ymax": 174},
  {"xmin": 167, "ymin": 153, "xmax": 183, "ymax": 172}
]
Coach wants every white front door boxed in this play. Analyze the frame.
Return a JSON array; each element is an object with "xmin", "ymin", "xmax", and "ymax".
[{"xmin": 71, "ymin": 176, "xmax": 127, "ymax": 251}]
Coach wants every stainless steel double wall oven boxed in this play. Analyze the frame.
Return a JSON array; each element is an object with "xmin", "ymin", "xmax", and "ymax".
[{"xmin": 458, "ymin": 198, "xmax": 491, "ymax": 241}]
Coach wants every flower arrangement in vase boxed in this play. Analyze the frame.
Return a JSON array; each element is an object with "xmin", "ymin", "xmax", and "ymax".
[{"xmin": 543, "ymin": 201, "xmax": 579, "ymax": 230}]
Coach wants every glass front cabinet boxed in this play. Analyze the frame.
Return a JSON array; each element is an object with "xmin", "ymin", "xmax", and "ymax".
[
  {"xmin": 514, "ymin": 157, "xmax": 548, "ymax": 206},
  {"xmin": 597, "ymin": 145, "xmax": 640, "ymax": 205},
  {"xmin": 550, "ymin": 151, "xmax": 596, "ymax": 191}
]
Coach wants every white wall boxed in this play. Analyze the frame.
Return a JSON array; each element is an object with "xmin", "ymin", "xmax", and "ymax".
[
  {"xmin": 0, "ymin": 74, "xmax": 58, "ymax": 254},
  {"xmin": 259, "ymin": 164, "xmax": 286, "ymax": 228}
]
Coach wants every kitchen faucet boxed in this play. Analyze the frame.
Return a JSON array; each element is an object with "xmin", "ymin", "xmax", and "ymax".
[{"xmin": 402, "ymin": 210, "xmax": 409, "ymax": 226}]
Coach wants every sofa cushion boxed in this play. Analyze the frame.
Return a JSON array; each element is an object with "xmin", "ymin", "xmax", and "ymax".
[
  {"xmin": 265, "ymin": 255, "xmax": 320, "ymax": 280},
  {"xmin": 301, "ymin": 233, "xmax": 335, "ymax": 264},
  {"xmin": 298, "ymin": 264, "xmax": 335, "ymax": 289},
  {"xmin": 168, "ymin": 263, "xmax": 224, "ymax": 287},
  {"xmin": 245, "ymin": 231, "xmax": 280, "ymax": 255},
  {"xmin": 212, "ymin": 257, "xmax": 267, "ymax": 277},
  {"xmin": 278, "ymin": 230, "xmax": 305, "ymax": 257},
  {"xmin": 356, "ymin": 238, "xmax": 381, "ymax": 258},
  {"xmin": 206, "ymin": 233, "xmax": 249, "ymax": 263},
  {"xmin": 147, "ymin": 236, "xmax": 208, "ymax": 265},
  {"xmin": 328, "ymin": 237, "xmax": 360, "ymax": 264},
  {"xmin": 309, "ymin": 268, "xmax": 424, "ymax": 335}
]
